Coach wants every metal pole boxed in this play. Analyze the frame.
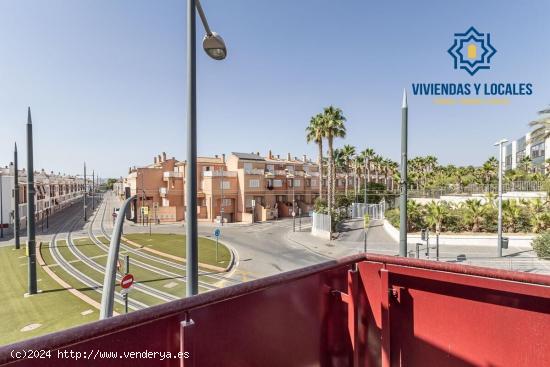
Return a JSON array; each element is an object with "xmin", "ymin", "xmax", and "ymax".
[
  {"xmin": 14, "ymin": 143, "xmax": 20, "ymax": 249},
  {"xmin": 100, "ymin": 195, "xmax": 136, "ymax": 319},
  {"xmin": 26, "ymin": 107, "xmax": 37, "ymax": 295},
  {"xmin": 220, "ymin": 163, "xmax": 224, "ymax": 226},
  {"xmin": 216, "ymin": 236, "xmax": 219, "ymax": 263},
  {"xmin": 124, "ymin": 255, "xmax": 129, "ymax": 314},
  {"xmin": 497, "ymin": 141, "xmax": 503, "ymax": 257},
  {"xmin": 185, "ymin": 0, "xmax": 199, "ymax": 297},
  {"xmin": 399, "ymin": 90, "xmax": 408, "ymax": 257},
  {"xmin": 436, "ymin": 232, "xmax": 440, "ymax": 261},
  {"xmin": 83, "ymin": 162, "xmax": 87, "ymax": 222},
  {"xmin": 293, "ymin": 179, "xmax": 295, "ymax": 232},
  {"xmin": 92, "ymin": 170, "xmax": 95, "ymax": 211}
]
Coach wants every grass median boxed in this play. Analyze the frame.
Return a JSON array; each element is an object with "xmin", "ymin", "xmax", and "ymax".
[
  {"xmin": 0, "ymin": 245, "xmax": 99, "ymax": 345},
  {"xmin": 122, "ymin": 233, "xmax": 232, "ymax": 269}
]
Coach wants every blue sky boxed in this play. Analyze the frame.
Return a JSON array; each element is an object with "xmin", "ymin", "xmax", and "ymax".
[{"xmin": 0, "ymin": 0, "xmax": 548, "ymax": 177}]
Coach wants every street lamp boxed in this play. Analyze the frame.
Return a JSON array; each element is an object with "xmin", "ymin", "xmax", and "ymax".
[
  {"xmin": 494, "ymin": 138, "xmax": 508, "ymax": 257},
  {"xmin": 285, "ymin": 168, "xmax": 296, "ymax": 232},
  {"xmin": 186, "ymin": 0, "xmax": 227, "ymax": 297}
]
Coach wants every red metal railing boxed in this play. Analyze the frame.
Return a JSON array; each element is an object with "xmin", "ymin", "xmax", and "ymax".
[{"xmin": 1, "ymin": 254, "xmax": 549, "ymax": 366}]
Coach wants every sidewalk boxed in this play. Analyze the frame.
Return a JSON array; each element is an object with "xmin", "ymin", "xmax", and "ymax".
[{"xmin": 286, "ymin": 218, "xmax": 550, "ymax": 275}]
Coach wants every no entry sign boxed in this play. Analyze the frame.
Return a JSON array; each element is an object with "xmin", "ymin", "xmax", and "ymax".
[{"xmin": 120, "ymin": 274, "xmax": 134, "ymax": 289}]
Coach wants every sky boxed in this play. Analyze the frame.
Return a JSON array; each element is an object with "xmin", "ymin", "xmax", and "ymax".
[{"xmin": 0, "ymin": 0, "xmax": 549, "ymax": 178}]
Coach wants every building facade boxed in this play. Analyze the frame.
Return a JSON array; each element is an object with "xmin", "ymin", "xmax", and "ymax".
[
  {"xmin": 120, "ymin": 151, "xmax": 395, "ymax": 224},
  {"xmin": 504, "ymin": 126, "xmax": 550, "ymax": 174},
  {"xmin": 0, "ymin": 165, "xmax": 86, "ymax": 232}
]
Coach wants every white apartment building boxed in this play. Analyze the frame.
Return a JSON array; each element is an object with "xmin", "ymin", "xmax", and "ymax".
[{"xmin": 504, "ymin": 126, "xmax": 549, "ymax": 174}]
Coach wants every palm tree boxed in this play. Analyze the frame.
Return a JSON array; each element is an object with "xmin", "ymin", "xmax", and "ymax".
[
  {"xmin": 341, "ymin": 145, "xmax": 356, "ymax": 196},
  {"xmin": 481, "ymin": 157, "xmax": 498, "ymax": 185},
  {"xmin": 306, "ymin": 113, "xmax": 326, "ymax": 201},
  {"xmin": 528, "ymin": 104, "xmax": 550, "ymax": 140},
  {"xmin": 461, "ymin": 199, "xmax": 486, "ymax": 232},
  {"xmin": 502, "ymin": 199, "xmax": 521, "ymax": 233},
  {"xmin": 353, "ymin": 154, "xmax": 364, "ymax": 202},
  {"xmin": 321, "ymin": 106, "xmax": 347, "ymax": 210},
  {"xmin": 371, "ymin": 155, "xmax": 383, "ymax": 185},
  {"xmin": 360, "ymin": 148, "xmax": 375, "ymax": 185},
  {"xmin": 425, "ymin": 201, "xmax": 448, "ymax": 233}
]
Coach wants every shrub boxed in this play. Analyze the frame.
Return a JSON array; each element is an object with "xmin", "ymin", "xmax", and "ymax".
[
  {"xmin": 385, "ymin": 208, "xmax": 400, "ymax": 228},
  {"xmin": 532, "ymin": 231, "xmax": 550, "ymax": 259},
  {"xmin": 314, "ymin": 197, "xmax": 327, "ymax": 214}
]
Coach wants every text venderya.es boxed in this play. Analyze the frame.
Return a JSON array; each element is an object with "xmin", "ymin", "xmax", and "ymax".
[{"xmin": 411, "ymin": 83, "xmax": 533, "ymax": 96}]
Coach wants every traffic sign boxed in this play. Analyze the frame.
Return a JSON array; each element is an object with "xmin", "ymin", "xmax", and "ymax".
[
  {"xmin": 291, "ymin": 211, "xmax": 296, "ymax": 217},
  {"xmin": 120, "ymin": 274, "xmax": 134, "ymax": 289},
  {"xmin": 214, "ymin": 228, "xmax": 221, "ymax": 238},
  {"xmin": 140, "ymin": 206, "xmax": 149, "ymax": 215}
]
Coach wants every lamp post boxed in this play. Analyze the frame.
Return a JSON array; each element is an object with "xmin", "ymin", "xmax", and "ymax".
[
  {"xmin": 83, "ymin": 162, "xmax": 87, "ymax": 222},
  {"xmin": 285, "ymin": 169, "xmax": 296, "ymax": 232},
  {"xmin": 220, "ymin": 162, "xmax": 224, "ymax": 226},
  {"xmin": 186, "ymin": 0, "xmax": 226, "ymax": 297},
  {"xmin": 399, "ymin": 89, "xmax": 408, "ymax": 257},
  {"xmin": 26, "ymin": 107, "xmax": 38, "ymax": 295},
  {"xmin": 494, "ymin": 138, "xmax": 508, "ymax": 257},
  {"xmin": 14, "ymin": 143, "xmax": 20, "ymax": 249}
]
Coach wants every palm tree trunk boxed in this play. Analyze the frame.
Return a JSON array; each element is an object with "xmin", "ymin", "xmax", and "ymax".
[
  {"xmin": 327, "ymin": 136, "xmax": 334, "ymax": 213},
  {"xmin": 344, "ymin": 171, "xmax": 349, "ymax": 196},
  {"xmin": 327, "ymin": 135, "xmax": 336, "ymax": 212},
  {"xmin": 317, "ymin": 140, "xmax": 323, "ymax": 201}
]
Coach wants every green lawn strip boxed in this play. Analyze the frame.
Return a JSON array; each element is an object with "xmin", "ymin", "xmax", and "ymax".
[
  {"xmin": 123, "ymin": 233, "xmax": 231, "ymax": 268},
  {"xmin": 78, "ymin": 239, "xmax": 187, "ymax": 299},
  {"xmin": 97, "ymin": 236, "xmax": 190, "ymax": 279},
  {"xmin": 0, "ymin": 246, "xmax": 98, "ymax": 346},
  {"xmin": 55, "ymin": 240, "xmax": 162, "ymax": 307},
  {"xmin": 43, "ymin": 242, "xmax": 124, "ymax": 314}
]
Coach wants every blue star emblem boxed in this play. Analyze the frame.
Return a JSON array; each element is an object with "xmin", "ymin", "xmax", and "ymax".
[{"xmin": 448, "ymin": 27, "xmax": 497, "ymax": 76}]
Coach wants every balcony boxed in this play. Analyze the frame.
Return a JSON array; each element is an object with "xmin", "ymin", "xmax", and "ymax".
[
  {"xmin": 244, "ymin": 168, "xmax": 264, "ymax": 175},
  {"xmin": 1, "ymin": 254, "xmax": 548, "ymax": 366},
  {"xmin": 202, "ymin": 171, "xmax": 237, "ymax": 177},
  {"xmin": 163, "ymin": 171, "xmax": 184, "ymax": 179}
]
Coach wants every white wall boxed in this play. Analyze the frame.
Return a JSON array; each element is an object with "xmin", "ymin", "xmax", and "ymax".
[{"xmin": 0, "ymin": 175, "xmax": 14, "ymax": 227}]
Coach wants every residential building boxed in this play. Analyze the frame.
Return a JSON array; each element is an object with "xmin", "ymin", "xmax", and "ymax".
[
  {"xmin": 0, "ymin": 164, "xmax": 86, "ymax": 232},
  {"xmin": 120, "ymin": 150, "xmax": 395, "ymax": 224},
  {"xmin": 504, "ymin": 126, "xmax": 550, "ymax": 174}
]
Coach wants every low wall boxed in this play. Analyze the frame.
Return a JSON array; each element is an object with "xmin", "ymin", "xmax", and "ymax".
[
  {"xmin": 311, "ymin": 212, "xmax": 331, "ymax": 240},
  {"xmin": 384, "ymin": 219, "xmax": 534, "ymax": 248}
]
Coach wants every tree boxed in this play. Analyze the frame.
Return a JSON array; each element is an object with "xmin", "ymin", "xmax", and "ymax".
[
  {"xmin": 321, "ymin": 106, "xmax": 347, "ymax": 211},
  {"xmin": 528, "ymin": 104, "xmax": 550, "ymax": 140},
  {"xmin": 306, "ymin": 113, "xmax": 326, "ymax": 201},
  {"xmin": 425, "ymin": 201, "xmax": 448, "ymax": 233},
  {"xmin": 360, "ymin": 148, "xmax": 375, "ymax": 185},
  {"xmin": 341, "ymin": 144, "xmax": 356, "ymax": 196},
  {"xmin": 481, "ymin": 157, "xmax": 498, "ymax": 185},
  {"xmin": 461, "ymin": 199, "xmax": 486, "ymax": 232}
]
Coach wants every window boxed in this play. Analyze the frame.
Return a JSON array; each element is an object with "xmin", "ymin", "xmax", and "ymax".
[
  {"xmin": 531, "ymin": 142, "xmax": 545, "ymax": 159},
  {"xmin": 249, "ymin": 179, "xmax": 260, "ymax": 188},
  {"xmin": 505, "ymin": 155, "xmax": 512, "ymax": 166},
  {"xmin": 273, "ymin": 179, "xmax": 282, "ymax": 187},
  {"xmin": 294, "ymin": 179, "xmax": 301, "ymax": 187},
  {"xmin": 243, "ymin": 163, "xmax": 253, "ymax": 173},
  {"xmin": 204, "ymin": 166, "xmax": 210, "ymax": 171},
  {"xmin": 220, "ymin": 181, "xmax": 230, "ymax": 189},
  {"xmin": 286, "ymin": 165, "xmax": 294, "ymax": 172},
  {"xmin": 516, "ymin": 150, "xmax": 526, "ymax": 163},
  {"xmin": 222, "ymin": 198, "xmax": 232, "ymax": 207},
  {"xmin": 266, "ymin": 164, "xmax": 274, "ymax": 173},
  {"xmin": 311, "ymin": 179, "xmax": 317, "ymax": 187},
  {"xmin": 245, "ymin": 196, "xmax": 253, "ymax": 208}
]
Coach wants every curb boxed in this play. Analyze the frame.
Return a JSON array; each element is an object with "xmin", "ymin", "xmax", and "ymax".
[{"xmin": 121, "ymin": 235, "xmax": 234, "ymax": 273}]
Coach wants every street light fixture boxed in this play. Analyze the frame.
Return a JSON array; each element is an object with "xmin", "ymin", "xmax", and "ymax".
[
  {"xmin": 186, "ymin": 0, "xmax": 227, "ymax": 297},
  {"xmin": 494, "ymin": 138, "xmax": 508, "ymax": 257}
]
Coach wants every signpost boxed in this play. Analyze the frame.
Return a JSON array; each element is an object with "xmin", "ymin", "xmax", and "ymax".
[
  {"xmin": 214, "ymin": 228, "xmax": 221, "ymax": 262},
  {"xmin": 251, "ymin": 199, "xmax": 256, "ymax": 223},
  {"xmin": 120, "ymin": 255, "xmax": 132, "ymax": 313}
]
